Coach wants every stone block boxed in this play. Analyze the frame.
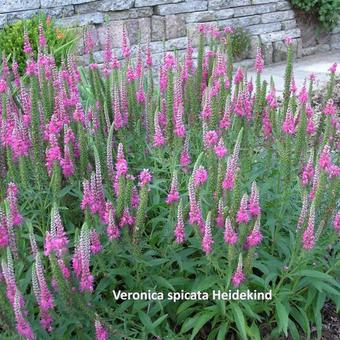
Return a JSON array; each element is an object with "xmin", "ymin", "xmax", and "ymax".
[
  {"xmin": 247, "ymin": 35, "xmax": 260, "ymax": 58},
  {"xmin": 331, "ymin": 34, "xmax": 340, "ymax": 45},
  {"xmin": 330, "ymin": 42, "xmax": 340, "ymax": 49},
  {"xmin": 166, "ymin": 14, "xmax": 187, "ymax": 39},
  {"xmin": 155, "ymin": 1, "xmax": 208, "ymax": 15},
  {"xmin": 139, "ymin": 17, "xmax": 152, "ymax": 43},
  {"xmin": 125, "ymin": 19, "xmax": 140, "ymax": 45},
  {"xmin": 234, "ymin": 58, "xmax": 255, "ymax": 70},
  {"xmin": 332, "ymin": 25, "xmax": 340, "ymax": 34},
  {"xmin": 209, "ymin": 0, "xmax": 251, "ymax": 8},
  {"xmin": 135, "ymin": 0, "xmax": 183, "ymax": 7},
  {"xmin": 273, "ymin": 41, "xmax": 287, "ymax": 62},
  {"xmin": 104, "ymin": 7, "xmax": 153, "ymax": 20},
  {"xmin": 41, "ymin": 0, "xmax": 87, "ymax": 8},
  {"xmin": 281, "ymin": 19, "xmax": 296, "ymax": 30},
  {"xmin": 0, "ymin": 14, "xmax": 7, "ymax": 28},
  {"xmin": 247, "ymin": 22, "xmax": 282, "ymax": 35},
  {"xmin": 302, "ymin": 46, "xmax": 317, "ymax": 57},
  {"xmin": 316, "ymin": 44, "xmax": 330, "ymax": 53},
  {"xmin": 58, "ymin": 12, "xmax": 104, "ymax": 27},
  {"xmin": 273, "ymin": 38, "xmax": 302, "ymax": 61},
  {"xmin": 186, "ymin": 11, "xmax": 216, "ymax": 23},
  {"xmin": 232, "ymin": 15, "xmax": 261, "ymax": 27},
  {"xmin": 252, "ymin": 0, "xmax": 277, "ymax": 3},
  {"xmin": 260, "ymin": 28, "xmax": 301, "ymax": 43},
  {"xmin": 165, "ymin": 37, "xmax": 188, "ymax": 50},
  {"xmin": 261, "ymin": 10, "xmax": 295, "ymax": 24},
  {"xmin": 152, "ymin": 16, "xmax": 166, "ymax": 41},
  {"xmin": 97, "ymin": 21, "xmax": 124, "ymax": 48},
  {"xmin": 186, "ymin": 8, "xmax": 233, "ymax": 22},
  {"xmin": 97, "ymin": 0, "xmax": 134, "ymax": 11},
  {"xmin": 7, "ymin": 10, "xmax": 38, "ymax": 23},
  {"xmin": 295, "ymin": 38, "xmax": 302, "ymax": 58},
  {"xmin": 233, "ymin": 4, "xmax": 276, "ymax": 17},
  {"xmin": 45, "ymin": 5, "xmax": 75, "ymax": 19},
  {"xmin": 186, "ymin": 23, "xmax": 201, "ymax": 46},
  {"xmin": 276, "ymin": 1, "xmax": 291, "ymax": 11},
  {"xmin": 218, "ymin": 15, "xmax": 261, "ymax": 29},
  {"xmin": 262, "ymin": 42, "xmax": 273, "ymax": 64},
  {"xmin": 0, "ymin": 0, "xmax": 40, "ymax": 13}
]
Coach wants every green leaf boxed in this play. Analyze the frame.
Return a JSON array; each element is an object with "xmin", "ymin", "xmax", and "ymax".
[
  {"xmin": 138, "ymin": 311, "xmax": 156, "ymax": 335},
  {"xmin": 190, "ymin": 311, "xmax": 215, "ymax": 340},
  {"xmin": 152, "ymin": 314, "xmax": 168, "ymax": 328},
  {"xmin": 217, "ymin": 323, "xmax": 229, "ymax": 340},
  {"xmin": 231, "ymin": 304, "xmax": 247, "ymax": 340},
  {"xmin": 276, "ymin": 302, "xmax": 289, "ymax": 336}
]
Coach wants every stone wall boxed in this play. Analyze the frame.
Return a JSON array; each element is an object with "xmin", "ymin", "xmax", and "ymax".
[{"xmin": 0, "ymin": 0, "xmax": 339, "ymax": 66}]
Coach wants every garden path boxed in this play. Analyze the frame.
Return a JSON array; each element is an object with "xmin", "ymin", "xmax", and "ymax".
[{"xmin": 247, "ymin": 51, "xmax": 340, "ymax": 93}]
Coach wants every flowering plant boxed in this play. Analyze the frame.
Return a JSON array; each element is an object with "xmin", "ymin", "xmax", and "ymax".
[{"xmin": 0, "ymin": 23, "xmax": 339, "ymax": 339}]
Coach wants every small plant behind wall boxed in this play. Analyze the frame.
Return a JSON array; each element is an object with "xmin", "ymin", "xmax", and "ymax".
[
  {"xmin": 230, "ymin": 27, "xmax": 250, "ymax": 59},
  {"xmin": 290, "ymin": 0, "xmax": 339, "ymax": 30},
  {"xmin": 0, "ymin": 13, "xmax": 77, "ymax": 75}
]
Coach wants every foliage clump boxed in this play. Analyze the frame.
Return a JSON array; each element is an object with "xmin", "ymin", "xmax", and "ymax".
[{"xmin": 0, "ymin": 14, "xmax": 77, "ymax": 74}]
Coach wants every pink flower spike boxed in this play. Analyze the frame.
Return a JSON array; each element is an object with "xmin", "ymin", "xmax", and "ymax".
[
  {"xmin": 38, "ymin": 23, "xmax": 46, "ymax": 47},
  {"xmin": 6, "ymin": 183, "xmax": 23, "ymax": 227},
  {"xmin": 298, "ymin": 85, "xmax": 308, "ymax": 105},
  {"xmin": 214, "ymin": 138, "xmax": 228, "ymax": 158},
  {"xmin": 201, "ymin": 212, "xmax": 213, "ymax": 254},
  {"xmin": 90, "ymin": 230, "xmax": 102, "ymax": 254},
  {"xmin": 236, "ymin": 194, "xmax": 249, "ymax": 224},
  {"xmin": 245, "ymin": 217, "xmax": 262, "ymax": 248},
  {"xmin": 121, "ymin": 26, "xmax": 131, "ymax": 59},
  {"xmin": 224, "ymin": 217, "xmax": 238, "ymax": 245},
  {"xmin": 284, "ymin": 36, "xmax": 292, "ymax": 45},
  {"xmin": 107, "ymin": 207, "xmax": 120, "ymax": 240},
  {"xmin": 204, "ymin": 130, "xmax": 219, "ymax": 148},
  {"xmin": 319, "ymin": 144, "xmax": 331, "ymax": 170},
  {"xmin": 153, "ymin": 111, "xmax": 166, "ymax": 148},
  {"xmin": 14, "ymin": 290, "xmax": 35, "ymax": 340},
  {"xmin": 323, "ymin": 99, "xmax": 336, "ymax": 116},
  {"xmin": 302, "ymin": 204, "xmax": 315, "ymax": 250},
  {"xmin": 139, "ymin": 169, "xmax": 152, "ymax": 187},
  {"xmin": 193, "ymin": 166, "xmax": 208, "ymax": 187},
  {"xmin": 166, "ymin": 171, "xmax": 180, "ymax": 205},
  {"xmin": 248, "ymin": 182, "xmax": 261, "ymax": 217},
  {"xmin": 174, "ymin": 199, "xmax": 185, "ymax": 244},
  {"xmin": 328, "ymin": 63, "xmax": 337, "ymax": 74},
  {"xmin": 234, "ymin": 67, "xmax": 244, "ymax": 85},
  {"xmin": 95, "ymin": 320, "xmax": 108, "ymax": 340},
  {"xmin": 282, "ymin": 109, "xmax": 296, "ymax": 135},
  {"xmin": 255, "ymin": 47, "xmax": 264, "ymax": 73},
  {"xmin": 232, "ymin": 255, "xmax": 245, "ymax": 287},
  {"xmin": 23, "ymin": 31, "xmax": 32, "ymax": 54},
  {"xmin": 333, "ymin": 212, "xmax": 340, "ymax": 231}
]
